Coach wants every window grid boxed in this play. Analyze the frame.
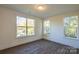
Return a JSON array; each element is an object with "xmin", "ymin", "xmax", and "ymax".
[
  {"xmin": 16, "ymin": 16, "xmax": 35, "ymax": 38},
  {"xmin": 64, "ymin": 16, "xmax": 78, "ymax": 39},
  {"xmin": 44, "ymin": 20, "xmax": 50, "ymax": 34},
  {"xmin": 27, "ymin": 19, "xmax": 35, "ymax": 36},
  {"xmin": 16, "ymin": 16, "xmax": 26, "ymax": 37}
]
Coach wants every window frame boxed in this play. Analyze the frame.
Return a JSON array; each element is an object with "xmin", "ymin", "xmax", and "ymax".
[
  {"xmin": 64, "ymin": 16, "xmax": 79, "ymax": 39},
  {"xmin": 27, "ymin": 18, "xmax": 35, "ymax": 36},
  {"xmin": 16, "ymin": 16, "xmax": 27, "ymax": 38},
  {"xmin": 16, "ymin": 16, "xmax": 35, "ymax": 38},
  {"xmin": 43, "ymin": 20, "xmax": 50, "ymax": 34}
]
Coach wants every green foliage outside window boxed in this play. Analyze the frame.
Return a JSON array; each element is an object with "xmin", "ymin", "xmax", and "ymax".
[
  {"xmin": 16, "ymin": 16, "xmax": 35, "ymax": 37},
  {"xmin": 64, "ymin": 16, "xmax": 78, "ymax": 38}
]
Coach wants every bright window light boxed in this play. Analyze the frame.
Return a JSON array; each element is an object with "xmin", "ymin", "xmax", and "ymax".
[
  {"xmin": 16, "ymin": 16, "xmax": 26, "ymax": 37},
  {"xmin": 64, "ymin": 16, "xmax": 78, "ymax": 38},
  {"xmin": 16, "ymin": 16, "xmax": 35, "ymax": 38},
  {"xmin": 44, "ymin": 20, "xmax": 50, "ymax": 34}
]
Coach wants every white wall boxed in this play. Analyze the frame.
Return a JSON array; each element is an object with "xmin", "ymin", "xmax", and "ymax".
[
  {"xmin": 44, "ymin": 12, "xmax": 79, "ymax": 48},
  {"xmin": 0, "ymin": 7, "xmax": 42, "ymax": 50}
]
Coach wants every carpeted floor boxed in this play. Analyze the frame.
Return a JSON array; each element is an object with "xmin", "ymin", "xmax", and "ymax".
[{"xmin": 0, "ymin": 39, "xmax": 77, "ymax": 54}]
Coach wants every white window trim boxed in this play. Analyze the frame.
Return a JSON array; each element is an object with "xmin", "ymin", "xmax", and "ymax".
[
  {"xmin": 43, "ymin": 20, "xmax": 50, "ymax": 35},
  {"xmin": 16, "ymin": 16, "xmax": 35, "ymax": 38}
]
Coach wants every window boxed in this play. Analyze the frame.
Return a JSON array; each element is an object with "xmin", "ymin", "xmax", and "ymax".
[
  {"xmin": 44, "ymin": 20, "xmax": 50, "ymax": 34},
  {"xmin": 64, "ymin": 16, "xmax": 78, "ymax": 38},
  {"xmin": 27, "ymin": 19, "xmax": 35, "ymax": 36},
  {"xmin": 16, "ymin": 16, "xmax": 35, "ymax": 37},
  {"xmin": 16, "ymin": 16, "xmax": 26, "ymax": 37}
]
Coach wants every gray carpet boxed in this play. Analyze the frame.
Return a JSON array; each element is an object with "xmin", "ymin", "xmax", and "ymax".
[{"xmin": 0, "ymin": 39, "xmax": 77, "ymax": 54}]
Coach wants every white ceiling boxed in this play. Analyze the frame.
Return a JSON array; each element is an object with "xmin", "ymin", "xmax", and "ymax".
[{"xmin": 0, "ymin": 4, "xmax": 79, "ymax": 19}]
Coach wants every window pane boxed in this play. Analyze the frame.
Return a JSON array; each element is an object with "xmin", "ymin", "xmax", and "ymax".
[
  {"xmin": 16, "ymin": 16, "xmax": 26, "ymax": 37},
  {"xmin": 27, "ymin": 28, "xmax": 34, "ymax": 35},
  {"xmin": 27, "ymin": 19, "xmax": 35, "ymax": 35},
  {"xmin": 64, "ymin": 16, "xmax": 78, "ymax": 38},
  {"xmin": 27, "ymin": 19, "xmax": 34, "ymax": 26},
  {"xmin": 44, "ymin": 20, "xmax": 50, "ymax": 34},
  {"xmin": 17, "ymin": 26, "xmax": 26, "ymax": 37},
  {"xmin": 17, "ymin": 16, "xmax": 26, "ymax": 26}
]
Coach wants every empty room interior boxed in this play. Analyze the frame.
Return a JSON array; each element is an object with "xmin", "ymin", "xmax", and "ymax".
[{"xmin": 0, "ymin": 4, "xmax": 79, "ymax": 54}]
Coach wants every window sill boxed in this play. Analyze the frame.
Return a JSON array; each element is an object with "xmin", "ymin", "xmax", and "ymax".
[
  {"xmin": 64, "ymin": 36, "xmax": 79, "ymax": 40},
  {"xmin": 16, "ymin": 35, "xmax": 35, "ymax": 39}
]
